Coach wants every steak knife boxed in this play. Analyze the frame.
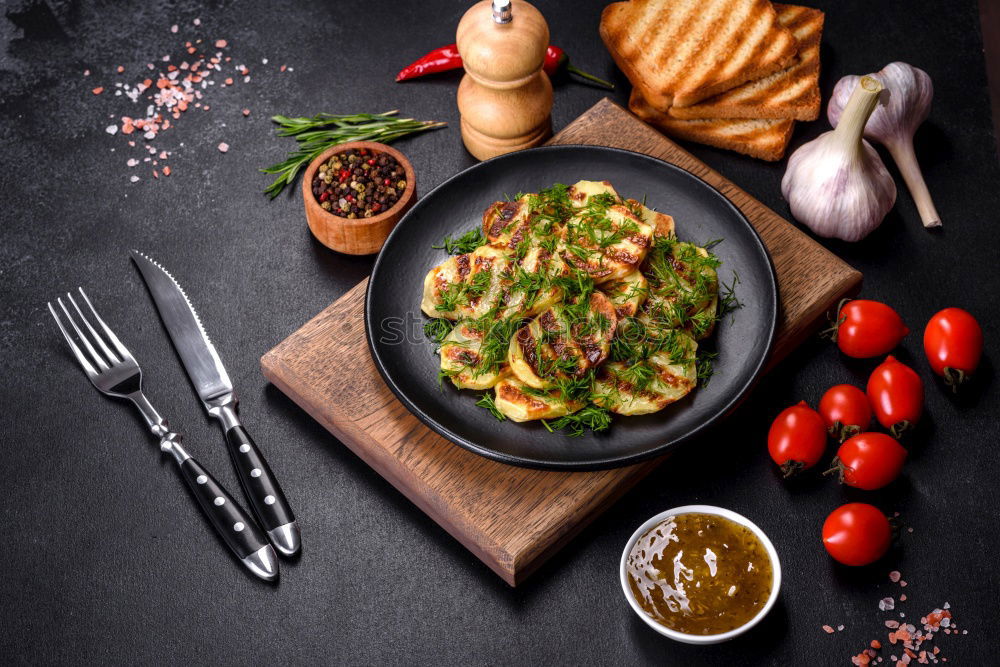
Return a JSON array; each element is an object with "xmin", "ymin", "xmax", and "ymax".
[{"xmin": 131, "ymin": 250, "xmax": 300, "ymax": 556}]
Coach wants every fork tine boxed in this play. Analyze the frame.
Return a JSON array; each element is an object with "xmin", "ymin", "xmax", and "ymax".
[
  {"xmin": 77, "ymin": 287, "xmax": 133, "ymax": 363},
  {"xmin": 67, "ymin": 290, "xmax": 120, "ymax": 365},
  {"xmin": 48, "ymin": 301, "xmax": 100, "ymax": 378},
  {"xmin": 57, "ymin": 296, "xmax": 110, "ymax": 372}
]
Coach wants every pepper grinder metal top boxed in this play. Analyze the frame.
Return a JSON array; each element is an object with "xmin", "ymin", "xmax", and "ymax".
[
  {"xmin": 492, "ymin": 0, "xmax": 512, "ymax": 23},
  {"xmin": 456, "ymin": 0, "xmax": 553, "ymax": 160}
]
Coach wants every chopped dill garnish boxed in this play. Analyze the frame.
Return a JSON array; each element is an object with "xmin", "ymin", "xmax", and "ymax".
[
  {"xmin": 696, "ymin": 349, "xmax": 719, "ymax": 387},
  {"xmin": 475, "ymin": 392, "xmax": 506, "ymax": 421},
  {"xmin": 718, "ymin": 271, "xmax": 743, "ymax": 322},
  {"xmin": 437, "ymin": 367, "xmax": 461, "ymax": 387},
  {"xmin": 543, "ymin": 404, "xmax": 613, "ymax": 437},
  {"xmin": 432, "ymin": 227, "xmax": 485, "ymax": 254},
  {"xmin": 423, "ymin": 318, "xmax": 452, "ymax": 345}
]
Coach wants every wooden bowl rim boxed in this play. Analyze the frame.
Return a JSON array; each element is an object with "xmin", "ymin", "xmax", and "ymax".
[{"xmin": 301, "ymin": 140, "xmax": 416, "ymax": 229}]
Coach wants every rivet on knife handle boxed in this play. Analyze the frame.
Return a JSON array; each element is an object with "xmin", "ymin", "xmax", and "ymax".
[{"xmin": 223, "ymin": 422, "xmax": 299, "ymax": 556}]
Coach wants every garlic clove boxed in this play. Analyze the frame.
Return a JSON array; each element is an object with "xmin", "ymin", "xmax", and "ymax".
[
  {"xmin": 828, "ymin": 62, "xmax": 940, "ymax": 229},
  {"xmin": 782, "ymin": 76, "xmax": 897, "ymax": 242}
]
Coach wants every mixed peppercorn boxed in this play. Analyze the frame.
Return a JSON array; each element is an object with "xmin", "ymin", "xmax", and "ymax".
[{"xmin": 312, "ymin": 148, "xmax": 407, "ymax": 218}]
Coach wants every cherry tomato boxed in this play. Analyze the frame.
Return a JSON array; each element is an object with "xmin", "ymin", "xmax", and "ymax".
[
  {"xmin": 831, "ymin": 300, "xmax": 909, "ymax": 358},
  {"xmin": 867, "ymin": 356, "xmax": 924, "ymax": 437},
  {"xmin": 829, "ymin": 433, "xmax": 907, "ymax": 490},
  {"xmin": 822, "ymin": 503, "xmax": 892, "ymax": 566},
  {"xmin": 923, "ymin": 307, "xmax": 983, "ymax": 390},
  {"xmin": 818, "ymin": 384, "xmax": 872, "ymax": 441},
  {"xmin": 767, "ymin": 401, "xmax": 827, "ymax": 477}
]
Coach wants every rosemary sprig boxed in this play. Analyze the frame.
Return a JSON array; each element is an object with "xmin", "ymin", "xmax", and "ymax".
[{"xmin": 261, "ymin": 110, "xmax": 446, "ymax": 198}]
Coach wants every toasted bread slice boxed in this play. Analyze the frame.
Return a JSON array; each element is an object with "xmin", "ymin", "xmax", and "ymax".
[
  {"xmin": 668, "ymin": 4, "xmax": 825, "ymax": 121},
  {"xmin": 600, "ymin": 0, "xmax": 799, "ymax": 108},
  {"xmin": 629, "ymin": 88, "xmax": 795, "ymax": 161}
]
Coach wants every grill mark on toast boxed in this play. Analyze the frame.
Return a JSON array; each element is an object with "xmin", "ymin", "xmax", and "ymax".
[
  {"xmin": 674, "ymin": 0, "xmax": 797, "ymax": 106},
  {"xmin": 603, "ymin": 0, "xmax": 801, "ymax": 109},
  {"xmin": 680, "ymin": 0, "xmax": 753, "ymax": 88},
  {"xmin": 662, "ymin": 5, "xmax": 824, "ymax": 121},
  {"xmin": 649, "ymin": 4, "xmax": 700, "ymax": 84},
  {"xmin": 662, "ymin": 2, "xmax": 727, "ymax": 88}
]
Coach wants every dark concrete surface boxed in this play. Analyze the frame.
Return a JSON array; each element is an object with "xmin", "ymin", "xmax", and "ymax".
[{"xmin": 1, "ymin": 1, "xmax": 998, "ymax": 664}]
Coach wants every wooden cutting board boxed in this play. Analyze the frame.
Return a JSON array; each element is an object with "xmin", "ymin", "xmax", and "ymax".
[{"xmin": 261, "ymin": 99, "xmax": 862, "ymax": 586}]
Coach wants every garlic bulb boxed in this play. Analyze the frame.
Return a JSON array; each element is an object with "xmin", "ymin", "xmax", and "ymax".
[
  {"xmin": 781, "ymin": 76, "xmax": 896, "ymax": 242},
  {"xmin": 828, "ymin": 62, "xmax": 939, "ymax": 228}
]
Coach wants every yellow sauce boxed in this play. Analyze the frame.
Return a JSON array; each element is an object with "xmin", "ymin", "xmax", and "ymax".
[{"xmin": 626, "ymin": 513, "xmax": 773, "ymax": 635}]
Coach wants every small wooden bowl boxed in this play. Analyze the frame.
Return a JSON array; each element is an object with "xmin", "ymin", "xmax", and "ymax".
[{"xmin": 302, "ymin": 141, "xmax": 416, "ymax": 255}]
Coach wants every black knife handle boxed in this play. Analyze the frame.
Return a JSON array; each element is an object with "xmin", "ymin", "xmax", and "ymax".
[
  {"xmin": 224, "ymin": 425, "xmax": 297, "ymax": 549},
  {"xmin": 177, "ymin": 456, "xmax": 276, "ymax": 580}
]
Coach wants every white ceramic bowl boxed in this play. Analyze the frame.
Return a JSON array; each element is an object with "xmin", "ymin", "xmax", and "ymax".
[{"xmin": 619, "ymin": 504, "xmax": 782, "ymax": 645}]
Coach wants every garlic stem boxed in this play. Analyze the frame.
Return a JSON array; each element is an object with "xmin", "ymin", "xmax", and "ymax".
[
  {"xmin": 833, "ymin": 76, "xmax": 884, "ymax": 152},
  {"xmin": 886, "ymin": 138, "xmax": 941, "ymax": 228}
]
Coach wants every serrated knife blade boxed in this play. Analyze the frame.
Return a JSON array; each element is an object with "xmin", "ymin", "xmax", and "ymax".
[
  {"xmin": 131, "ymin": 250, "xmax": 300, "ymax": 557},
  {"xmin": 130, "ymin": 251, "xmax": 233, "ymax": 404}
]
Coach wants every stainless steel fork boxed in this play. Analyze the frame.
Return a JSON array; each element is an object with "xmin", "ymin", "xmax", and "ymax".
[{"xmin": 48, "ymin": 288, "xmax": 278, "ymax": 581}]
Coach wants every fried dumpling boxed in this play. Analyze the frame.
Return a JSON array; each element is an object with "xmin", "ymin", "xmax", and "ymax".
[
  {"xmin": 602, "ymin": 270, "xmax": 649, "ymax": 320},
  {"xmin": 493, "ymin": 375, "xmax": 584, "ymax": 422},
  {"xmin": 640, "ymin": 239, "xmax": 719, "ymax": 339},
  {"xmin": 562, "ymin": 204, "xmax": 654, "ymax": 285},
  {"xmin": 421, "ymin": 244, "xmax": 509, "ymax": 320},
  {"xmin": 507, "ymin": 291, "xmax": 618, "ymax": 389},
  {"xmin": 439, "ymin": 320, "xmax": 507, "ymax": 390},
  {"xmin": 593, "ymin": 329, "xmax": 698, "ymax": 416}
]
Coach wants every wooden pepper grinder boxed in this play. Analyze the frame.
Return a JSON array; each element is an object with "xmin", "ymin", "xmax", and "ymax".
[{"xmin": 456, "ymin": 0, "xmax": 553, "ymax": 160}]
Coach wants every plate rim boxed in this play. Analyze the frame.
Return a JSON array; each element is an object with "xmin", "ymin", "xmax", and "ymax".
[{"xmin": 364, "ymin": 144, "xmax": 778, "ymax": 471}]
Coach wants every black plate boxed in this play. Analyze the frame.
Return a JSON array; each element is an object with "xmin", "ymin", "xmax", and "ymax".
[{"xmin": 365, "ymin": 145, "xmax": 777, "ymax": 470}]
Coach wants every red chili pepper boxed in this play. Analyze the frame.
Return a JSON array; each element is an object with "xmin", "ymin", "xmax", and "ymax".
[
  {"xmin": 395, "ymin": 44, "xmax": 463, "ymax": 82},
  {"xmin": 542, "ymin": 45, "xmax": 614, "ymax": 90},
  {"xmin": 396, "ymin": 43, "xmax": 614, "ymax": 90}
]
